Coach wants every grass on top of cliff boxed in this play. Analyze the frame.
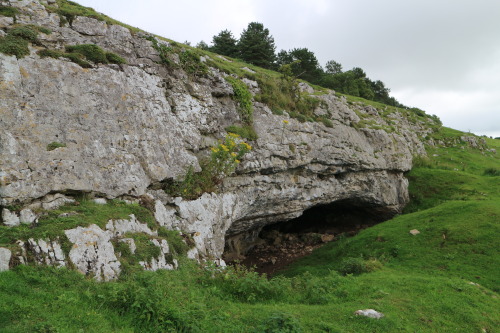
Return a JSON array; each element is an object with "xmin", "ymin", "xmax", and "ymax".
[{"xmin": 0, "ymin": 199, "xmax": 155, "ymax": 251}]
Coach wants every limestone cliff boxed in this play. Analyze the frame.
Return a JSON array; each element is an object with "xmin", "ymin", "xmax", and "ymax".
[{"xmin": 0, "ymin": 0, "xmax": 437, "ymax": 272}]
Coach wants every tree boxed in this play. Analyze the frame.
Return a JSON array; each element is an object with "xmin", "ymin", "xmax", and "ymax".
[
  {"xmin": 237, "ymin": 22, "xmax": 276, "ymax": 69},
  {"xmin": 276, "ymin": 48, "xmax": 323, "ymax": 84},
  {"xmin": 325, "ymin": 60, "xmax": 342, "ymax": 75},
  {"xmin": 211, "ymin": 29, "xmax": 238, "ymax": 58},
  {"xmin": 196, "ymin": 40, "xmax": 209, "ymax": 50}
]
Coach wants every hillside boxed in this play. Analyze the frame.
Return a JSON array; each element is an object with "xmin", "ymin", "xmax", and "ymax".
[{"xmin": 1, "ymin": 1, "xmax": 499, "ymax": 332}]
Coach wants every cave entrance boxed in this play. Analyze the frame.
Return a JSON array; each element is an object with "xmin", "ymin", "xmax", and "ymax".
[{"xmin": 224, "ymin": 200, "xmax": 387, "ymax": 276}]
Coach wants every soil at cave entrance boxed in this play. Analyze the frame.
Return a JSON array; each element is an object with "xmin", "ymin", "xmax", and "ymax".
[{"xmin": 227, "ymin": 220, "xmax": 377, "ymax": 277}]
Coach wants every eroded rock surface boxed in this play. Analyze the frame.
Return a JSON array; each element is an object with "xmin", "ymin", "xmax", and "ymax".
[{"xmin": 0, "ymin": 0, "xmax": 437, "ymax": 260}]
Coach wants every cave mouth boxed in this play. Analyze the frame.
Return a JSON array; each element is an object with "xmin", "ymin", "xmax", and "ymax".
[{"xmin": 223, "ymin": 199, "xmax": 388, "ymax": 275}]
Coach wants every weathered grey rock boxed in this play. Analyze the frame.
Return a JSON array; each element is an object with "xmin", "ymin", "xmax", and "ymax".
[
  {"xmin": 0, "ymin": 248, "xmax": 11, "ymax": 272},
  {"xmin": 0, "ymin": 16, "xmax": 14, "ymax": 28},
  {"xmin": 355, "ymin": 309, "xmax": 385, "ymax": 319},
  {"xmin": 72, "ymin": 16, "xmax": 108, "ymax": 36},
  {"xmin": 25, "ymin": 193, "xmax": 76, "ymax": 211},
  {"xmin": 409, "ymin": 229, "xmax": 420, "ymax": 235},
  {"xmin": 26, "ymin": 238, "xmax": 66, "ymax": 267},
  {"xmin": 105, "ymin": 214, "xmax": 156, "ymax": 237},
  {"xmin": 94, "ymin": 198, "xmax": 107, "ymax": 205},
  {"xmin": 298, "ymin": 82, "xmax": 314, "ymax": 93},
  {"xmin": 2, "ymin": 209, "xmax": 20, "ymax": 227},
  {"xmin": 19, "ymin": 208, "xmax": 37, "ymax": 224},
  {"xmin": 154, "ymin": 200, "xmax": 178, "ymax": 229},
  {"xmin": 139, "ymin": 238, "xmax": 177, "ymax": 271},
  {"xmin": 65, "ymin": 224, "xmax": 121, "ymax": 281}
]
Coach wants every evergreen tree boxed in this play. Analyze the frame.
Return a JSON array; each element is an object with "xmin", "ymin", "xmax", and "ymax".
[
  {"xmin": 237, "ymin": 22, "xmax": 276, "ymax": 69},
  {"xmin": 325, "ymin": 60, "xmax": 343, "ymax": 75},
  {"xmin": 196, "ymin": 40, "xmax": 209, "ymax": 50},
  {"xmin": 211, "ymin": 29, "xmax": 238, "ymax": 58}
]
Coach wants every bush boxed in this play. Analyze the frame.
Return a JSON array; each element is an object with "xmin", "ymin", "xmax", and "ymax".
[
  {"xmin": 225, "ymin": 76, "xmax": 254, "ymax": 125},
  {"xmin": 105, "ymin": 51, "xmax": 126, "ymax": 64},
  {"xmin": 165, "ymin": 133, "xmax": 252, "ymax": 199},
  {"xmin": 179, "ymin": 49, "xmax": 207, "ymax": 76},
  {"xmin": 65, "ymin": 44, "xmax": 108, "ymax": 64},
  {"xmin": 225, "ymin": 125, "xmax": 258, "ymax": 141},
  {"xmin": 483, "ymin": 168, "xmax": 500, "ymax": 176},
  {"xmin": 0, "ymin": 6, "xmax": 19, "ymax": 18},
  {"xmin": 0, "ymin": 35, "xmax": 29, "ymax": 58},
  {"xmin": 46, "ymin": 142, "xmax": 66, "ymax": 151},
  {"xmin": 260, "ymin": 312, "xmax": 302, "ymax": 333},
  {"xmin": 9, "ymin": 26, "xmax": 39, "ymax": 42},
  {"xmin": 338, "ymin": 257, "xmax": 369, "ymax": 275}
]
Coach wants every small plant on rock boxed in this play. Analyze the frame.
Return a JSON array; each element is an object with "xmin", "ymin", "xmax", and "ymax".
[{"xmin": 166, "ymin": 133, "xmax": 252, "ymax": 199}]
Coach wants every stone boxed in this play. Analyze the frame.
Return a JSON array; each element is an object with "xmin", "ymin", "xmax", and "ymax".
[
  {"xmin": 2, "ymin": 209, "xmax": 20, "ymax": 227},
  {"xmin": 105, "ymin": 214, "xmax": 156, "ymax": 237},
  {"xmin": 93, "ymin": 198, "xmax": 107, "ymax": 205},
  {"xmin": 139, "ymin": 238, "xmax": 177, "ymax": 271},
  {"xmin": 154, "ymin": 200, "xmax": 178, "ymax": 228},
  {"xmin": 409, "ymin": 229, "xmax": 420, "ymax": 235},
  {"xmin": 0, "ymin": 16, "xmax": 14, "ymax": 28},
  {"xmin": 355, "ymin": 309, "xmax": 384, "ymax": 319},
  {"xmin": 71, "ymin": 16, "xmax": 108, "ymax": 36},
  {"xmin": 65, "ymin": 224, "xmax": 121, "ymax": 281},
  {"xmin": 298, "ymin": 82, "xmax": 314, "ymax": 93},
  {"xmin": 26, "ymin": 238, "xmax": 66, "ymax": 267},
  {"xmin": 19, "ymin": 209, "xmax": 37, "ymax": 225},
  {"xmin": 321, "ymin": 234, "xmax": 335, "ymax": 243},
  {"xmin": 0, "ymin": 248, "xmax": 12, "ymax": 272}
]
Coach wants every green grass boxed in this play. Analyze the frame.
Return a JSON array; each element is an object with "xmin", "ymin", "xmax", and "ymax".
[
  {"xmin": 0, "ymin": 199, "xmax": 156, "ymax": 250},
  {"xmin": 0, "ymin": 25, "xmax": 40, "ymax": 58}
]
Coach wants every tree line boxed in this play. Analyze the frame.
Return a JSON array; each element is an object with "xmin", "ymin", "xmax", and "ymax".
[{"xmin": 195, "ymin": 22, "xmax": 404, "ymax": 107}]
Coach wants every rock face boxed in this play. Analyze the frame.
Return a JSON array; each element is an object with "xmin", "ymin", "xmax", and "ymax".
[
  {"xmin": 0, "ymin": 248, "xmax": 11, "ymax": 272},
  {"xmin": 0, "ymin": 0, "xmax": 436, "ymax": 261}
]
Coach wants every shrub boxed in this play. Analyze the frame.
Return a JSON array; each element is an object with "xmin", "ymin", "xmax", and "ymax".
[
  {"xmin": 179, "ymin": 49, "xmax": 207, "ymax": 76},
  {"xmin": 0, "ymin": 6, "xmax": 19, "ymax": 18},
  {"xmin": 338, "ymin": 257, "xmax": 369, "ymax": 275},
  {"xmin": 157, "ymin": 228, "xmax": 193, "ymax": 256},
  {"xmin": 65, "ymin": 44, "xmax": 108, "ymax": 64},
  {"xmin": 8, "ymin": 26, "xmax": 38, "ymax": 42},
  {"xmin": 225, "ymin": 76, "xmax": 254, "ymax": 125},
  {"xmin": 105, "ymin": 51, "xmax": 126, "ymax": 64},
  {"xmin": 165, "ymin": 133, "xmax": 252, "ymax": 199},
  {"xmin": 260, "ymin": 312, "xmax": 302, "ymax": 333},
  {"xmin": 225, "ymin": 125, "xmax": 258, "ymax": 141},
  {"xmin": 483, "ymin": 168, "xmax": 500, "ymax": 176},
  {"xmin": 0, "ymin": 35, "xmax": 29, "ymax": 58},
  {"xmin": 320, "ymin": 117, "xmax": 333, "ymax": 128},
  {"xmin": 46, "ymin": 142, "xmax": 66, "ymax": 151}
]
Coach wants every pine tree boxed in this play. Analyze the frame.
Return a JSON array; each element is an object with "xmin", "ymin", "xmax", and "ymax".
[{"xmin": 237, "ymin": 22, "xmax": 276, "ymax": 69}]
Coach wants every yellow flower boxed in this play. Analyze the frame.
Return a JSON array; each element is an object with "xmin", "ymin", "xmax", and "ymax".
[
  {"xmin": 229, "ymin": 133, "xmax": 240, "ymax": 138},
  {"xmin": 235, "ymin": 160, "xmax": 240, "ymax": 163},
  {"xmin": 242, "ymin": 142, "xmax": 252, "ymax": 150},
  {"xmin": 221, "ymin": 144, "xmax": 229, "ymax": 152},
  {"xmin": 231, "ymin": 152, "xmax": 237, "ymax": 157},
  {"xmin": 211, "ymin": 147, "xmax": 219, "ymax": 153},
  {"xmin": 283, "ymin": 120, "xmax": 289, "ymax": 124}
]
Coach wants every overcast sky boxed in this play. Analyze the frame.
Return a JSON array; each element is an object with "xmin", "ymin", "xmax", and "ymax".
[{"xmin": 78, "ymin": 0, "xmax": 500, "ymax": 138}]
